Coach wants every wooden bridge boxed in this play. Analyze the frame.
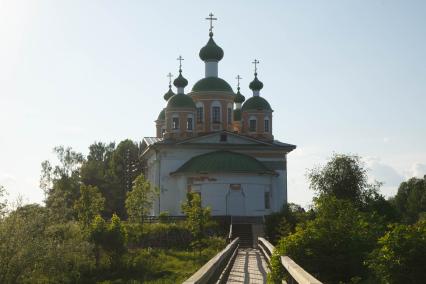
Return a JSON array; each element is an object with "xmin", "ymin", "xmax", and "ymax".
[{"xmin": 183, "ymin": 220, "xmax": 322, "ymax": 284}]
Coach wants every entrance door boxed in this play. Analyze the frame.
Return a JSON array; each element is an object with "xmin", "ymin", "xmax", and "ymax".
[{"xmin": 227, "ymin": 188, "xmax": 245, "ymax": 216}]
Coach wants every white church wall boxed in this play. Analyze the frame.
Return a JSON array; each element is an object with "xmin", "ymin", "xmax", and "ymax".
[{"xmin": 144, "ymin": 146, "xmax": 290, "ymax": 216}]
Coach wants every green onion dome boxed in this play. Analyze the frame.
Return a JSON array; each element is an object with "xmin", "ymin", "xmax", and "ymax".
[
  {"xmin": 199, "ymin": 32, "xmax": 224, "ymax": 62},
  {"xmin": 233, "ymin": 109, "xmax": 242, "ymax": 121},
  {"xmin": 242, "ymin": 96, "xmax": 272, "ymax": 111},
  {"xmin": 192, "ymin": 77, "xmax": 233, "ymax": 93},
  {"xmin": 157, "ymin": 108, "xmax": 165, "ymax": 120},
  {"xmin": 163, "ymin": 86, "xmax": 175, "ymax": 101},
  {"xmin": 234, "ymin": 87, "xmax": 245, "ymax": 103},
  {"xmin": 249, "ymin": 73, "xmax": 264, "ymax": 91},
  {"xmin": 173, "ymin": 70, "xmax": 188, "ymax": 88},
  {"xmin": 167, "ymin": 94, "xmax": 196, "ymax": 109}
]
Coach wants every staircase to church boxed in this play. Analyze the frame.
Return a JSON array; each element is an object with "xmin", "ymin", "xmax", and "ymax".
[{"xmin": 231, "ymin": 223, "xmax": 253, "ymax": 248}]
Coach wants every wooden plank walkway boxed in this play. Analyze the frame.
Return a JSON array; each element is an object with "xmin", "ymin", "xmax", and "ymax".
[{"xmin": 226, "ymin": 248, "xmax": 269, "ymax": 284}]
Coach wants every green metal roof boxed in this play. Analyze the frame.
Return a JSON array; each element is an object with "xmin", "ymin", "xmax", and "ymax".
[
  {"xmin": 157, "ymin": 108, "xmax": 165, "ymax": 120},
  {"xmin": 242, "ymin": 96, "xmax": 272, "ymax": 111},
  {"xmin": 173, "ymin": 72, "xmax": 188, "ymax": 88},
  {"xmin": 167, "ymin": 94, "xmax": 196, "ymax": 109},
  {"xmin": 249, "ymin": 74, "xmax": 264, "ymax": 91},
  {"xmin": 199, "ymin": 33, "xmax": 224, "ymax": 62},
  {"xmin": 192, "ymin": 77, "xmax": 233, "ymax": 93},
  {"xmin": 172, "ymin": 150, "xmax": 275, "ymax": 175},
  {"xmin": 234, "ymin": 89, "xmax": 245, "ymax": 103},
  {"xmin": 163, "ymin": 87, "xmax": 175, "ymax": 101}
]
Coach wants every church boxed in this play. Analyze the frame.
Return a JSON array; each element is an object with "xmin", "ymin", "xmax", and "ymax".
[{"xmin": 141, "ymin": 15, "xmax": 296, "ymax": 217}]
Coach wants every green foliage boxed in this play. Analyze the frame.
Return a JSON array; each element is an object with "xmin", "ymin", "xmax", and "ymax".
[
  {"xmin": 264, "ymin": 203, "xmax": 309, "ymax": 244},
  {"xmin": 181, "ymin": 192, "xmax": 211, "ymax": 252},
  {"xmin": 308, "ymin": 153, "xmax": 382, "ymax": 209},
  {"xmin": 41, "ymin": 146, "xmax": 84, "ymax": 221},
  {"xmin": 125, "ymin": 222, "xmax": 192, "ymax": 249},
  {"xmin": 267, "ymin": 250, "xmax": 285, "ymax": 284},
  {"xmin": 392, "ymin": 176, "xmax": 426, "ymax": 224},
  {"xmin": 367, "ymin": 220, "xmax": 426, "ymax": 283},
  {"xmin": 0, "ymin": 185, "xmax": 7, "ymax": 219},
  {"xmin": 125, "ymin": 174, "xmax": 158, "ymax": 223},
  {"xmin": 0, "ymin": 204, "xmax": 94, "ymax": 283},
  {"xmin": 277, "ymin": 196, "xmax": 384, "ymax": 284},
  {"xmin": 89, "ymin": 214, "xmax": 127, "ymax": 264},
  {"xmin": 80, "ymin": 140, "xmax": 142, "ymax": 219},
  {"xmin": 159, "ymin": 211, "xmax": 170, "ymax": 223},
  {"xmin": 74, "ymin": 184, "xmax": 105, "ymax": 228}
]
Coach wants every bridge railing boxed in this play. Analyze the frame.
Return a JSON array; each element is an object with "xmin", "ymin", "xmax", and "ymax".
[
  {"xmin": 183, "ymin": 237, "xmax": 239, "ymax": 284},
  {"xmin": 258, "ymin": 237, "xmax": 322, "ymax": 284}
]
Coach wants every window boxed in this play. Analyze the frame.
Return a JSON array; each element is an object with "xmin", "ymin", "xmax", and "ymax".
[
  {"xmin": 196, "ymin": 107, "xmax": 203, "ymax": 123},
  {"xmin": 227, "ymin": 108, "xmax": 232, "ymax": 124},
  {"xmin": 249, "ymin": 119, "xmax": 257, "ymax": 132},
  {"xmin": 212, "ymin": 106, "xmax": 221, "ymax": 123},
  {"xmin": 172, "ymin": 117, "xmax": 179, "ymax": 129},
  {"xmin": 220, "ymin": 133, "xmax": 227, "ymax": 142},
  {"xmin": 187, "ymin": 117, "xmax": 193, "ymax": 130},
  {"xmin": 264, "ymin": 119, "xmax": 270, "ymax": 132},
  {"xmin": 161, "ymin": 128, "xmax": 165, "ymax": 137},
  {"xmin": 264, "ymin": 191, "xmax": 270, "ymax": 209}
]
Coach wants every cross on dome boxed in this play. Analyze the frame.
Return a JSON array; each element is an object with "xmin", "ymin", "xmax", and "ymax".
[
  {"xmin": 167, "ymin": 72, "xmax": 173, "ymax": 85},
  {"xmin": 205, "ymin": 12, "xmax": 217, "ymax": 34},
  {"xmin": 236, "ymin": 75, "xmax": 242, "ymax": 88},
  {"xmin": 177, "ymin": 55, "xmax": 184, "ymax": 71},
  {"xmin": 252, "ymin": 59, "xmax": 260, "ymax": 74}
]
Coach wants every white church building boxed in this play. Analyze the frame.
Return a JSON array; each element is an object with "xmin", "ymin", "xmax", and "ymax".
[{"xmin": 141, "ymin": 17, "xmax": 295, "ymax": 217}]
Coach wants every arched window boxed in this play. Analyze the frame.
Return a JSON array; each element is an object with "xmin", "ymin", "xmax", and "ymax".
[
  {"xmin": 187, "ymin": 114, "xmax": 193, "ymax": 131},
  {"xmin": 196, "ymin": 102, "xmax": 204, "ymax": 123},
  {"xmin": 249, "ymin": 115, "xmax": 257, "ymax": 132},
  {"xmin": 211, "ymin": 101, "xmax": 221, "ymax": 123},
  {"xmin": 172, "ymin": 114, "xmax": 179, "ymax": 130},
  {"xmin": 227, "ymin": 103, "xmax": 233, "ymax": 125},
  {"xmin": 264, "ymin": 116, "xmax": 270, "ymax": 133}
]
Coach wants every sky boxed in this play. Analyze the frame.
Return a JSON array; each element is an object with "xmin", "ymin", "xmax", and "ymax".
[{"xmin": 0, "ymin": 0, "xmax": 425, "ymax": 208}]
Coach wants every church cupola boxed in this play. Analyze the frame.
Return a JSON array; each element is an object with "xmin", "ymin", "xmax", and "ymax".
[
  {"xmin": 199, "ymin": 13, "xmax": 223, "ymax": 78},
  {"xmin": 164, "ymin": 57, "xmax": 196, "ymax": 140},
  {"xmin": 173, "ymin": 56, "xmax": 188, "ymax": 94},
  {"xmin": 164, "ymin": 72, "xmax": 176, "ymax": 101},
  {"xmin": 241, "ymin": 60, "xmax": 273, "ymax": 141},
  {"xmin": 234, "ymin": 75, "xmax": 246, "ymax": 109},
  {"xmin": 249, "ymin": 59, "xmax": 264, "ymax": 96}
]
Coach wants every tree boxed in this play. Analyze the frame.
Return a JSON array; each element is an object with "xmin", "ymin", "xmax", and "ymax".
[
  {"xmin": 125, "ymin": 174, "xmax": 158, "ymax": 224},
  {"xmin": 367, "ymin": 220, "xmax": 426, "ymax": 283},
  {"xmin": 80, "ymin": 142, "xmax": 117, "ymax": 218},
  {"xmin": 74, "ymin": 185, "xmax": 105, "ymax": 228},
  {"xmin": 80, "ymin": 140, "xmax": 142, "ymax": 218},
  {"xmin": 276, "ymin": 196, "xmax": 384, "ymax": 283},
  {"xmin": 40, "ymin": 146, "xmax": 84, "ymax": 221},
  {"xmin": 307, "ymin": 153, "xmax": 394, "ymax": 218},
  {"xmin": 89, "ymin": 214, "xmax": 107, "ymax": 268},
  {"xmin": 109, "ymin": 140, "xmax": 142, "ymax": 218},
  {"xmin": 392, "ymin": 176, "xmax": 426, "ymax": 224},
  {"xmin": 181, "ymin": 192, "xmax": 211, "ymax": 253},
  {"xmin": 264, "ymin": 203, "xmax": 309, "ymax": 244},
  {"xmin": 0, "ymin": 185, "xmax": 7, "ymax": 219}
]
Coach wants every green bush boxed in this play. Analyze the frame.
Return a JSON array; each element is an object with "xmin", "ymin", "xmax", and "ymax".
[{"xmin": 367, "ymin": 220, "xmax": 426, "ymax": 283}]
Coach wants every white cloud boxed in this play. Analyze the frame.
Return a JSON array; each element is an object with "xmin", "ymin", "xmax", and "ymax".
[
  {"xmin": 364, "ymin": 157, "xmax": 405, "ymax": 197},
  {"xmin": 408, "ymin": 163, "xmax": 426, "ymax": 179}
]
